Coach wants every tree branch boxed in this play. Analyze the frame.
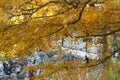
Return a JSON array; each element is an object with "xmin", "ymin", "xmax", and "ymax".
[
  {"xmin": 64, "ymin": 0, "xmax": 78, "ymax": 8},
  {"xmin": 74, "ymin": 28, "xmax": 120, "ymax": 38},
  {"xmin": 40, "ymin": 26, "xmax": 64, "ymax": 38},
  {"xmin": 32, "ymin": 7, "xmax": 73, "ymax": 19},
  {"xmin": 79, "ymin": 47, "xmax": 120, "ymax": 68},
  {"xmin": 1, "ymin": 1, "xmax": 61, "ymax": 32},
  {"xmin": 67, "ymin": 0, "xmax": 90, "ymax": 25}
]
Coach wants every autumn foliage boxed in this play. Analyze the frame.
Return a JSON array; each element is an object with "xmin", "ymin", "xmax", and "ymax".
[{"xmin": 0, "ymin": 0, "xmax": 120, "ymax": 79}]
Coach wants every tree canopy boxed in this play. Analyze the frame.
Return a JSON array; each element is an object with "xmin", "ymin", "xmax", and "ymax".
[
  {"xmin": 0, "ymin": 0, "xmax": 120, "ymax": 79},
  {"xmin": 0, "ymin": 0, "xmax": 119, "ymax": 58}
]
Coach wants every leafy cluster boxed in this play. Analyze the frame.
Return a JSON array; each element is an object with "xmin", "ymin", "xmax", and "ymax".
[{"xmin": 0, "ymin": 0, "xmax": 120, "ymax": 79}]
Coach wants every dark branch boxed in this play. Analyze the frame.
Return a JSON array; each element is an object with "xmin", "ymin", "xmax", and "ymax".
[
  {"xmin": 79, "ymin": 47, "xmax": 120, "ymax": 68},
  {"xmin": 75, "ymin": 28, "xmax": 120, "ymax": 38},
  {"xmin": 9, "ymin": 1, "xmax": 61, "ymax": 19},
  {"xmin": 33, "ymin": 7, "xmax": 73, "ymax": 19},
  {"xmin": 67, "ymin": 0, "xmax": 90, "ymax": 25},
  {"xmin": 1, "ymin": 1, "xmax": 61, "ymax": 32},
  {"xmin": 64, "ymin": 0, "xmax": 78, "ymax": 8},
  {"xmin": 40, "ymin": 26, "xmax": 64, "ymax": 38}
]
